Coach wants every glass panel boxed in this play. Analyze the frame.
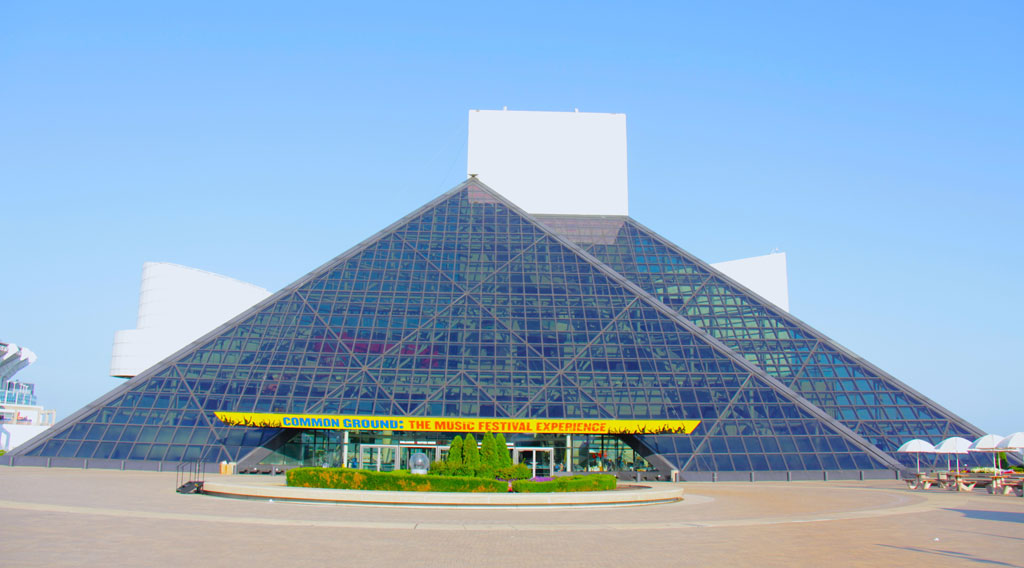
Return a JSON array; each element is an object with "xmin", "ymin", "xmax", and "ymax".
[
  {"xmin": 19, "ymin": 185, "xmax": 928, "ymax": 473},
  {"xmin": 541, "ymin": 215, "xmax": 984, "ymax": 467}
]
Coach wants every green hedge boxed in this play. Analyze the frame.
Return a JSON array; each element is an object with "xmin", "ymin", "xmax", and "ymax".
[
  {"xmin": 430, "ymin": 460, "xmax": 530, "ymax": 480},
  {"xmin": 286, "ymin": 468, "xmax": 618, "ymax": 494},
  {"xmin": 495, "ymin": 463, "xmax": 532, "ymax": 480},
  {"xmin": 286, "ymin": 467, "xmax": 506, "ymax": 493},
  {"xmin": 512, "ymin": 474, "xmax": 617, "ymax": 493}
]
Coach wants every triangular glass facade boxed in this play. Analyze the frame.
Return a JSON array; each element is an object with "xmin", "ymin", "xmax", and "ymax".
[
  {"xmin": 537, "ymin": 215, "xmax": 987, "ymax": 468},
  {"xmin": 15, "ymin": 182, "xmax": 898, "ymax": 474}
]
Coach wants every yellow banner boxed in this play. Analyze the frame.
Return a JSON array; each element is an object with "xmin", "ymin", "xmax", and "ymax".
[{"xmin": 214, "ymin": 412, "xmax": 699, "ymax": 435}]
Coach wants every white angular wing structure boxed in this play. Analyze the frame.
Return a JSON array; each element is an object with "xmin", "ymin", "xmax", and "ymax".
[{"xmin": 110, "ymin": 262, "xmax": 271, "ymax": 378}]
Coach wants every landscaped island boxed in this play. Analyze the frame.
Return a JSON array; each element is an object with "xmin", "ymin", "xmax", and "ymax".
[
  {"xmin": 286, "ymin": 432, "xmax": 617, "ymax": 493},
  {"xmin": 286, "ymin": 467, "xmax": 617, "ymax": 493}
]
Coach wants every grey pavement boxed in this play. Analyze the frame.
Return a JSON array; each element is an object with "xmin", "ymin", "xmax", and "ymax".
[{"xmin": 1, "ymin": 466, "xmax": 1022, "ymax": 567}]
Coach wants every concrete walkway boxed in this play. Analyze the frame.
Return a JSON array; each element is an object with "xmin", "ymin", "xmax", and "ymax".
[{"xmin": 2, "ymin": 467, "xmax": 1022, "ymax": 566}]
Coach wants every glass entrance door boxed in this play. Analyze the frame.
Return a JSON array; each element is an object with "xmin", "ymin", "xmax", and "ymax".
[
  {"xmin": 513, "ymin": 447, "xmax": 554, "ymax": 478},
  {"xmin": 358, "ymin": 444, "xmax": 401, "ymax": 471},
  {"xmin": 398, "ymin": 445, "xmax": 443, "ymax": 470}
]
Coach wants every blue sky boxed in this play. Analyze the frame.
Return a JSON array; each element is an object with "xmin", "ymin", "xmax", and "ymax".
[{"xmin": 3, "ymin": 2, "xmax": 1021, "ymax": 435}]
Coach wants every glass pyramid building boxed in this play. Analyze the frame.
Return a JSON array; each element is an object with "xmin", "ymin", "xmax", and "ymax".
[
  {"xmin": 537, "ymin": 216, "xmax": 988, "ymax": 468},
  {"xmin": 7, "ymin": 180, "xmax": 989, "ymax": 479}
]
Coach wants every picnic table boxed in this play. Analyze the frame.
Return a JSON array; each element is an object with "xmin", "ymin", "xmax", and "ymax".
[
  {"xmin": 991, "ymin": 474, "xmax": 1024, "ymax": 496},
  {"xmin": 936, "ymin": 472, "xmax": 1022, "ymax": 495},
  {"xmin": 905, "ymin": 472, "xmax": 947, "ymax": 490},
  {"xmin": 903, "ymin": 471, "xmax": 1014, "ymax": 493}
]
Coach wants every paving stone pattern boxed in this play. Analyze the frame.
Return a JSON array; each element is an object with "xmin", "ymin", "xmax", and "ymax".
[{"xmin": 1, "ymin": 467, "xmax": 1022, "ymax": 567}]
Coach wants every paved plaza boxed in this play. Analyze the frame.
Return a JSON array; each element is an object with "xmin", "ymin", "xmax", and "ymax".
[{"xmin": 2, "ymin": 467, "xmax": 1021, "ymax": 567}]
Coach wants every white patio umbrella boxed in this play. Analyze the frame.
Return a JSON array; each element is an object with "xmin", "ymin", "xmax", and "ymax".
[
  {"xmin": 968, "ymin": 434, "xmax": 1004, "ymax": 471},
  {"xmin": 995, "ymin": 432, "xmax": 1024, "ymax": 451},
  {"xmin": 897, "ymin": 439, "xmax": 936, "ymax": 474},
  {"xmin": 934, "ymin": 436, "xmax": 972, "ymax": 472}
]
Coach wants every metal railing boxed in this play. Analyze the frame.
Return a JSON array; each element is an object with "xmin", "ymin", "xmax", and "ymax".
[{"xmin": 175, "ymin": 461, "xmax": 205, "ymax": 494}]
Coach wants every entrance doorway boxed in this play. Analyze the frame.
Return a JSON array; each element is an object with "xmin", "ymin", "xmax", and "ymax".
[
  {"xmin": 257, "ymin": 430, "xmax": 654, "ymax": 475},
  {"xmin": 359, "ymin": 443, "xmax": 447, "ymax": 471},
  {"xmin": 398, "ymin": 443, "xmax": 445, "ymax": 470},
  {"xmin": 513, "ymin": 447, "xmax": 554, "ymax": 478},
  {"xmin": 358, "ymin": 444, "xmax": 400, "ymax": 472}
]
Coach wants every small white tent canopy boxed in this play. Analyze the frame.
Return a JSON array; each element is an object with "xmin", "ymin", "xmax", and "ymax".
[
  {"xmin": 968, "ymin": 434, "xmax": 1005, "ymax": 470},
  {"xmin": 934, "ymin": 437, "xmax": 971, "ymax": 471},
  {"xmin": 897, "ymin": 439, "xmax": 936, "ymax": 474}
]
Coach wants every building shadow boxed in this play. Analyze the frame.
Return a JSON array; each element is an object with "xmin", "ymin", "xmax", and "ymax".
[
  {"xmin": 945, "ymin": 509, "xmax": 1024, "ymax": 524},
  {"xmin": 955, "ymin": 529, "xmax": 1024, "ymax": 543},
  {"xmin": 876, "ymin": 545, "xmax": 1021, "ymax": 567}
]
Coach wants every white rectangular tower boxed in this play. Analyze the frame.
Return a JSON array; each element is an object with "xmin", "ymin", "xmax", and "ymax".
[{"xmin": 468, "ymin": 109, "xmax": 628, "ymax": 215}]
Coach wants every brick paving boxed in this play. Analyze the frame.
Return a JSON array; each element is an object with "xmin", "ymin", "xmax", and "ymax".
[{"xmin": 1, "ymin": 467, "xmax": 1021, "ymax": 567}]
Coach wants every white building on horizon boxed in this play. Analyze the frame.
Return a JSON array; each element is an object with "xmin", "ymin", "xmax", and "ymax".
[
  {"xmin": 109, "ymin": 109, "xmax": 788, "ymax": 380},
  {"xmin": 1, "ymin": 342, "xmax": 56, "ymax": 452},
  {"xmin": 110, "ymin": 262, "xmax": 271, "ymax": 378}
]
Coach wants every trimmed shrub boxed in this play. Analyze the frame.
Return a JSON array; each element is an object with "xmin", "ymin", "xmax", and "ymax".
[
  {"xmin": 476, "ymin": 432, "xmax": 498, "ymax": 479},
  {"xmin": 287, "ymin": 467, "xmax": 506, "ymax": 493},
  {"xmin": 447, "ymin": 435, "xmax": 464, "ymax": 470},
  {"xmin": 463, "ymin": 433, "xmax": 480, "ymax": 475},
  {"xmin": 476, "ymin": 465, "xmax": 496, "ymax": 480},
  {"xmin": 495, "ymin": 433, "xmax": 511, "ymax": 467},
  {"xmin": 480, "ymin": 432, "xmax": 498, "ymax": 469},
  {"xmin": 512, "ymin": 474, "xmax": 617, "ymax": 493},
  {"xmin": 428, "ymin": 460, "xmax": 450, "ymax": 476},
  {"xmin": 496, "ymin": 463, "xmax": 531, "ymax": 480},
  {"xmin": 448, "ymin": 435, "xmax": 464, "ymax": 466}
]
